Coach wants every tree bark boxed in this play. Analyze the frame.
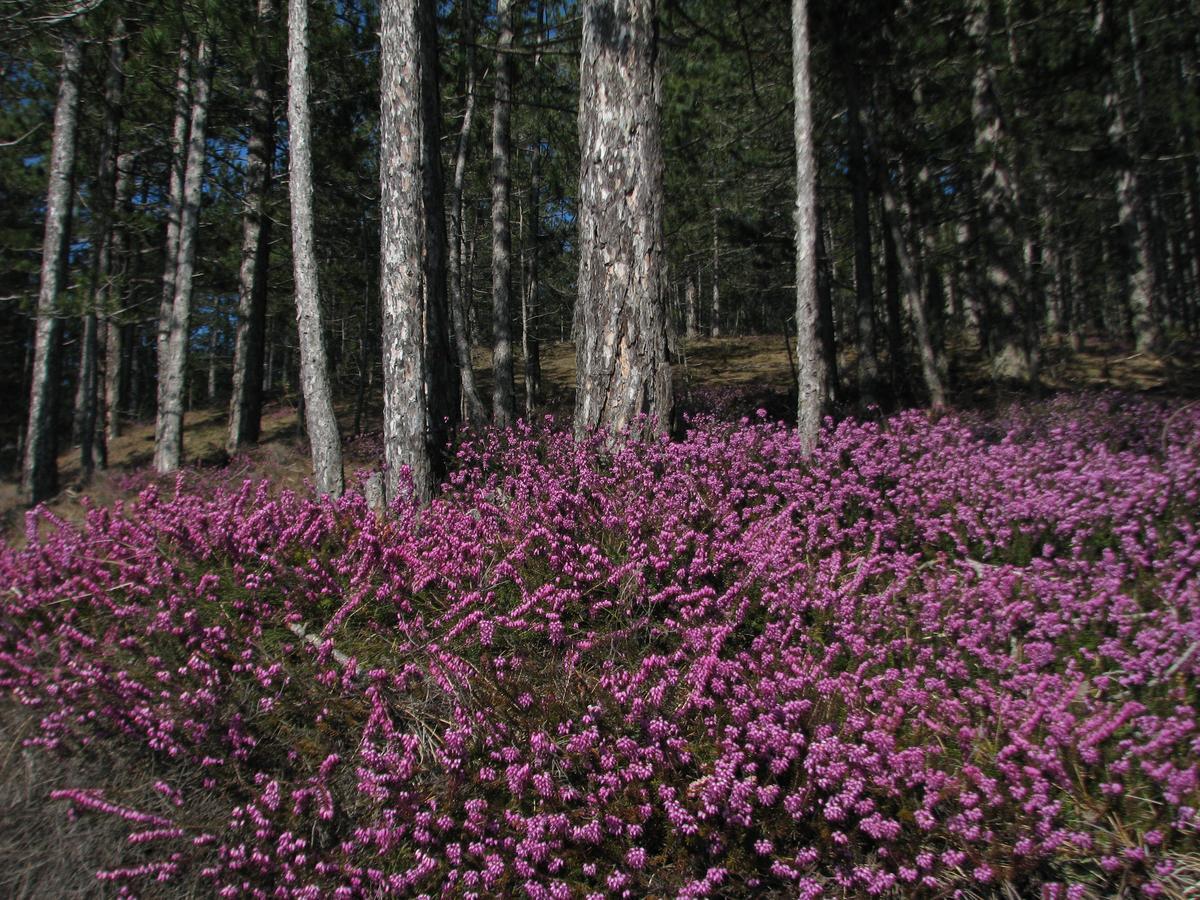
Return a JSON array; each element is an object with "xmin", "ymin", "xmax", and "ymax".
[
  {"xmin": 491, "ymin": 0, "xmax": 517, "ymax": 427},
  {"xmin": 815, "ymin": 203, "xmax": 839, "ymax": 405},
  {"xmin": 1098, "ymin": 0, "xmax": 1161, "ymax": 353},
  {"xmin": 968, "ymin": 0, "xmax": 1034, "ymax": 383},
  {"xmin": 22, "ymin": 29, "xmax": 82, "ymax": 505},
  {"xmin": 380, "ymin": 0, "xmax": 432, "ymax": 503},
  {"xmin": 156, "ymin": 35, "xmax": 215, "ymax": 474},
  {"xmin": 845, "ymin": 62, "xmax": 880, "ymax": 404},
  {"xmin": 228, "ymin": 0, "xmax": 279, "ymax": 453},
  {"xmin": 878, "ymin": 172, "xmax": 946, "ymax": 409},
  {"xmin": 77, "ymin": 16, "xmax": 128, "ymax": 477},
  {"xmin": 288, "ymin": 0, "xmax": 345, "ymax": 496},
  {"xmin": 793, "ymin": 0, "xmax": 825, "ymax": 452},
  {"xmin": 419, "ymin": 0, "xmax": 456, "ymax": 462},
  {"xmin": 155, "ymin": 34, "xmax": 193, "ymax": 462},
  {"xmin": 105, "ymin": 151, "xmax": 134, "ymax": 442},
  {"xmin": 574, "ymin": 0, "xmax": 672, "ymax": 439},
  {"xmin": 446, "ymin": 0, "xmax": 487, "ymax": 426},
  {"xmin": 684, "ymin": 276, "xmax": 698, "ymax": 340},
  {"xmin": 710, "ymin": 210, "xmax": 721, "ymax": 337}
]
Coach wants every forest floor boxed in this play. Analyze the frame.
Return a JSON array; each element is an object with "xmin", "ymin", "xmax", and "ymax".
[{"xmin": 1, "ymin": 334, "xmax": 1197, "ymax": 542}]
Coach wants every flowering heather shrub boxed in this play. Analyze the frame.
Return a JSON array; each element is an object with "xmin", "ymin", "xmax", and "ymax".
[{"xmin": 1, "ymin": 392, "xmax": 1198, "ymax": 897}]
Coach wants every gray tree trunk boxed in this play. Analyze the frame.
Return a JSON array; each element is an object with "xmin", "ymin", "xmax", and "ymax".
[
  {"xmin": 105, "ymin": 151, "xmax": 134, "ymax": 442},
  {"xmin": 815, "ymin": 204, "xmax": 839, "ymax": 405},
  {"xmin": 575, "ymin": 0, "xmax": 672, "ymax": 439},
  {"xmin": 793, "ymin": 0, "xmax": 825, "ymax": 452},
  {"xmin": 380, "ymin": 0, "xmax": 432, "ymax": 503},
  {"xmin": 491, "ymin": 0, "xmax": 516, "ymax": 427},
  {"xmin": 968, "ymin": 0, "xmax": 1033, "ymax": 383},
  {"xmin": 155, "ymin": 35, "xmax": 193, "ymax": 456},
  {"xmin": 228, "ymin": 0, "xmax": 279, "ymax": 454},
  {"xmin": 156, "ymin": 35, "xmax": 216, "ymax": 474},
  {"xmin": 288, "ymin": 0, "xmax": 344, "ymax": 497},
  {"xmin": 446, "ymin": 0, "xmax": 487, "ymax": 426},
  {"xmin": 22, "ymin": 30, "xmax": 82, "ymax": 505}
]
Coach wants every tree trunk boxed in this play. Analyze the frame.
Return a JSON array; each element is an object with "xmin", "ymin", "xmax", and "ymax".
[
  {"xmin": 445, "ymin": 0, "xmax": 487, "ymax": 427},
  {"xmin": 524, "ymin": 1, "xmax": 546, "ymax": 417},
  {"xmin": 793, "ymin": 0, "xmax": 825, "ymax": 452},
  {"xmin": 419, "ymin": 0, "xmax": 456, "ymax": 462},
  {"xmin": 878, "ymin": 172, "xmax": 947, "ymax": 409},
  {"xmin": 685, "ymin": 277, "xmax": 698, "ymax": 340},
  {"xmin": 22, "ymin": 29, "xmax": 82, "ymax": 505},
  {"xmin": 574, "ymin": 0, "xmax": 672, "ymax": 439},
  {"xmin": 75, "ymin": 19, "xmax": 126, "ymax": 477},
  {"xmin": 228, "ymin": 0, "xmax": 279, "ymax": 453},
  {"xmin": 710, "ymin": 210, "xmax": 721, "ymax": 337},
  {"xmin": 816, "ymin": 203, "xmax": 839, "ymax": 405},
  {"xmin": 288, "ymin": 0, "xmax": 344, "ymax": 497},
  {"xmin": 491, "ymin": 0, "xmax": 517, "ymax": 427},
  {"xmin": 155, "ymin": 34, "xmax": 193, "ymax": 468},
  {"xmin": 968, "ymin": 0, "xmax": 1033, "ymax": 383},
  {"xmin": 380, "ymin": 0, "xmax": 432, "ymax": 503},
  {"xmin": 1098, "ymin": 0, "xmax": 1161, "ymax": 353},
  {"xmin": 845, "ymin": 62, "xmax": 879, "ymax": 404},
  {"xmin": 105, "ymin": 151, "xmax": 134, "ymax": 442}
]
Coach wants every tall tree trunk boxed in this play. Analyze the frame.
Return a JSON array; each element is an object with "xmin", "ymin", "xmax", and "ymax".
[
  {"xmin": 156, "ymin": 35, "xmax": 216, "ymax": 474},
  {"xmin": 524, "ymin": 1, "xmax": 546, "ymax": 417},
  {"xmin": 710, "ymin": 210, "xmax": 721, "ymax": 337},
  {"xmin": 105, "ymin": 151, "xmax": 134, "ymax": 442},
  {"xmin": 815, "ymin": 205, "xmax": 839, "ymax": 405},
  {"xmin": 574, "ymin": 0, "xmax": 671, "ymax": 439},
  {"xmin": 793, "ymin": 0, "xmax": 825, "ymax": 452},
  {"xmin": 685, "ymin": 277, "xmax": 698, "ymax": 339},
  {"xmin": 845, "ymin": 62, "xmax": 879, "ymax": 403},
  {"xmin": 380, "ymin": 0, "xmax": 432, "ymax": 503},
  {"xmin": 288, "ymin": 0, "xmax": 344, "ymax": 496},
  {"xmin": 968, "ymin": 0, "xmax": 1033, "ymax": 383},
  {"xmin": 77, "ymin": 19, "xmax": 125, "ymax": 476},
  {"xmin": 419, "ymin": 0, "xmax": 456, "ymax": 462},
  {"xmin": 491, "ymin": 0, "xmax": 517, "ymax": 427},
  {"xmin": 22, "ymin": 29, "xmax": 82, "ymax": 505},
  {"xmin": 228, "ymin": 0, "xmax": 279, "ymax": 453},
  {"xmin": 1098, "ymin": 0, "xmax": 1161, "ymax": 353},
  {"xmin": 156, "ymin": 35, "xmax": 193, "ymax": 459},
  {"xmin": 446, "ymin": 0, "xmax": 487, "ymax": 426},
  {"xmin": 878, "ymin": 172, "xmax": 947, "ymax": 409}
]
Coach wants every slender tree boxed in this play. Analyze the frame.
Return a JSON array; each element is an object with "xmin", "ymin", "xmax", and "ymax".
[
  {"xmin": 155, "ymin": 33, "xmax": 214, "ymax": 474},
  {"xmin": 446, "ymin": 0, "xmax": 487, "ymax": 426},
  {"xmin": 793, "ymin": 0, "xmax": 824, "ymax": 451},
  {"xmin": 228, "ymin": 0, "xmax": 279, "ymax": 453},
  {"xmin": 575, "ymin": 0, "xmax": 672, "ymax": 439},
  {"xmin": 380, "ymin": 0, "xmax": 432, "ymax": 503},
  {"xmin": 22, "ymin": 28, "xmax": 83, "ymax": 505},
  {"xmin": 288, "ymin": 0, "xmax": 344, "ymax": 496},
  {"xmin": 968, "ymin": 0, "xmax": 1033, "ymax": 383},
  {"xmin": 77, "ymin": 15, "xmax": 127, "ymax": 478},
  {"xmin": 491, "ymin": 0, "xmax": 517, "ymax": 427},
  {"xmin": 419, "ymin": 0, "xmax": 456, "ymax": 460}
]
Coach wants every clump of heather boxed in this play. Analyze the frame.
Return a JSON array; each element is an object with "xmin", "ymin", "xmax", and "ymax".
[{"xmin": 2, "ymin": 392, "xmax": 1198, "ymax": 897}]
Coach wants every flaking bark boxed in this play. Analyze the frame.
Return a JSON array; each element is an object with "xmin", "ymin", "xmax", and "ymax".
[
  {"xmin": 574, "ymin": 0, "xmax": 672, "ymax": 440},
  {"xmin": 288, "ymin": 0, "xmax": 345, "ymax": 496}
]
